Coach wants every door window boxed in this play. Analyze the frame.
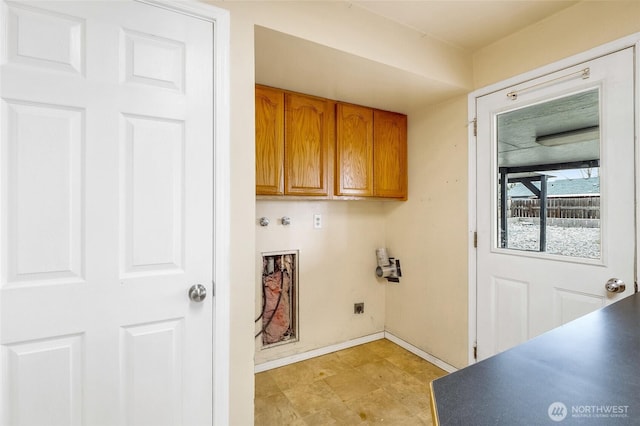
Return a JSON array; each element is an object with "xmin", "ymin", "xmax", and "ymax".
[{"xmin": 496, "ymin": 88, "xmax": 600, "ymax": 259}]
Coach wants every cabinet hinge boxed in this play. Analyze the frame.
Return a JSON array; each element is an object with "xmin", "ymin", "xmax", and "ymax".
[
  {"xmin": 473, "ymin": 341, "xmax": 478, "ymax": 360},
  {"xmin": 473, "ymin": 231, "xmax": 477, "ymax": 248},
  {"xmin": 212, "ymin": 280, "xmax": 216, "ymax": 297},
  {"xmin": 473, "ymin": 118, "xmax": 477, "ymax": 137}
]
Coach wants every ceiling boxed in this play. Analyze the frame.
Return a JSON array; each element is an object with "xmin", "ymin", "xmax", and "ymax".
[
  {"xmin": 498, "ymin": 89, "xmax": 600, "ymax": 168},
  {"xmin": 352, "ymin": 1, "xmax": 579, "ymax": 52},
  {"xmin": 255, "ymin": 1, "xmax": 581, "ymax": 113}
]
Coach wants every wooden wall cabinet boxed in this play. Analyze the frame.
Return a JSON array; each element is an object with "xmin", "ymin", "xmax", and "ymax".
[
  {"xmin": 255, "ymin": 85, "xmax": 332, "ymax": 196},
  {"xmin": 373, "ymin": 110, "xmax": 407, "ymax": 199},
  {"xmin": 255, "ymin": 85, "xmax": 284, "ymax": 195},
  {"xmin": 255, "ymin": 85, "xmax": 406, "ymax": 200},
  {"xmin": 335, "ymin": 103, "xmax": 374, "ymax": 196},
  {"xmin": 335, "ymin": 105, "xmax": 407, "ymax": 199},
  {"xmin": 284, "ymin": 92, "xmax": 332, "ymax": 196}
]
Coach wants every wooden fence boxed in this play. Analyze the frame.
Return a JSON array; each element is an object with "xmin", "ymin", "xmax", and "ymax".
[{"xmin": 510, "ymin": 196, "xmax": 600, "ymax": 219}]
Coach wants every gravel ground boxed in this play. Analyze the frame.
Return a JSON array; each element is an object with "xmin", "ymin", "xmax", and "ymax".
[{"xmin": 507, "ymin": 221, "xmax": 600, "ymax": 259}]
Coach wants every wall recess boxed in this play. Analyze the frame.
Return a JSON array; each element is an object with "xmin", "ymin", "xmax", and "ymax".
[{"xmin": 257, "ymin": 251, "xmax": 298, "ymax": 348}]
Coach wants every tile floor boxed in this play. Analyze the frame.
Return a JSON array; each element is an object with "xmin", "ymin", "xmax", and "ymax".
[{"xmin": 254, "ymin": 339, "xmax": 448, "ymax": 425}]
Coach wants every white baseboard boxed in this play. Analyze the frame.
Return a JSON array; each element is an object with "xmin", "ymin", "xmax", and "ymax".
[
  {"xmin": 254, "ymin": 332, "xmax": 385, "ymax": 373},
  {"xmin": 254, "ymin": 331, "xmax": 458, "ymax": 374},
  {"xmin": 383, "ymin": 332, "xmax": 458, "ymax": 373}
]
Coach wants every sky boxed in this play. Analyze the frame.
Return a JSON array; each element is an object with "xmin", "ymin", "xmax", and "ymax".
[{"xmin": 546, "ymin": 168, "xmax": 598, "ymax": 181}]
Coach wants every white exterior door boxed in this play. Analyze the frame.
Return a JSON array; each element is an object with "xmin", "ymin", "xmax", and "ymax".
[
  {"xmin": 0, "ymin": 1, "xmax": 214, "ymax": 424},
  {"xmin": 476, "ymin": 48, "xmax": 635, "ymax": 361}
]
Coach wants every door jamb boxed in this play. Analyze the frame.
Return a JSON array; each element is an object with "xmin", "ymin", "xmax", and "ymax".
[{"xmin": 467, "ymin": 33, "xmax": 640, "ymax": 366}]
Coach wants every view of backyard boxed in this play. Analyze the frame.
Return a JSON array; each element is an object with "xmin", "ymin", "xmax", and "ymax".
[
  {"xmin": 507, "ymin": 220, "xmax": 600, "ymax": 259},
  {"xmin": 503, "ymin": 173, "xmax": 601, "ymax": 259}
]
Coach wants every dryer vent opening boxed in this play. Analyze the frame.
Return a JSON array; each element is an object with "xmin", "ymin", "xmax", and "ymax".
[{"xmin": 257, "ymin": 251, "xmax": 298, "ymax": 348}]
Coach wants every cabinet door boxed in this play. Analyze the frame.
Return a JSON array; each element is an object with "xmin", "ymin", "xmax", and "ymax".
[
  {"xmin": 255, "ymin": 85, "xmax": 284, "ymax": 195},
  {"xmin": 285, "ymin": 93, "xmax": 331, "ymax": 196},
  {"xmin": 374, "ymin": 110, "xmax": 407, "ymax": 199},
  {"xmin": 336, "ymin": 103, "xmax": 374, "ymax": 196}
]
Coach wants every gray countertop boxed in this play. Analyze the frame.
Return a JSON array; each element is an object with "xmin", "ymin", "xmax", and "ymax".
[{"xmin": 430, "ymin": 292, "xmax": 640, "ymax": 425}]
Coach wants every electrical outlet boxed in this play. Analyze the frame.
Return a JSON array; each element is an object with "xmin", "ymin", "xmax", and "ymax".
[
  {"xmin": 313, "ymin": 213, "xmax": 322, "ymax": 229},
  {"xmin": 354, "ymin": 303, "xmax": 364, "ymax": 314}
]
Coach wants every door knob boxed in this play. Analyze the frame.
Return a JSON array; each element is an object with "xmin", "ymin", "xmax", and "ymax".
[
  {"xmin": 605, "ymin": 278, "xmax": 625, "ymax": 293},
  {"xmin": 188, "ymin": 284, "xmax": 207, "ymax": 302}
]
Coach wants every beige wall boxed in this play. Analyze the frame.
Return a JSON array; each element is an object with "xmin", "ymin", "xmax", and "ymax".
[
  {"xmin": 255, "ymin": 201, "xmax": 388, "ymax": 363},
  {"xmin": 211, "ymin": 1, "xmax": 472, "ymax": 424},
  {"xmin": 402, "ymin": 0, "xmax": 640, "ymax": 370},
  {"xmin": 222, "ymin": 6, "xmax": 257, "ymax": 426},
  {"xmin": 223, "ymin": 1, "xmax": 471, "ymax": 90},
  {"xmin": 473, "ymin": 1, "xmax": 640, "ymax": 89},
  {"xmin": 385, "ymin": 96, "xmax": 470, "ymax": 369},
  {"xmin": 211, "ymin": 0, "xmax": 640, "ymax": 423},
  {"xmin": 382, "ymin": 0, "xmax": 640, "ymax": 373}
]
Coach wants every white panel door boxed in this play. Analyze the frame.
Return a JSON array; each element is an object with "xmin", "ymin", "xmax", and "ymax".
[
  {"xmin": 0, "ymin": 1, "xmax": 214, "ymax": 425},
  {"xmin": 476, "ymin": 48, "xmax": 635, "ymax": 361}
]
